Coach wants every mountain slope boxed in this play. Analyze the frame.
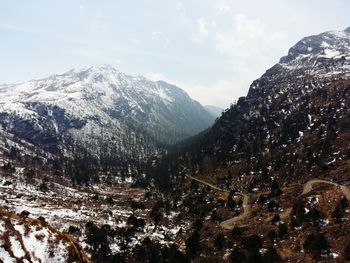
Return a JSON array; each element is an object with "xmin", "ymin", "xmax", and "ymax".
[
  {"xmin": 0, "ymin": 65, "xmax": 214, "ymax": 183},
  {"xmin": 171, "ymin": 28, "xmax": 350, "ymax": 179},
  {"xmin": 153, "ymin": 28, "xmax": 350, "ymax": 262},
  {"xmin": 0, "ymin": 65, "xmax": 214, "ymax": 145}
]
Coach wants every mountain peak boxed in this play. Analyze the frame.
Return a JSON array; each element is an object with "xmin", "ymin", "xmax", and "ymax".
[
  {"xmin": 55, "ymin": 64, "xmax": 124, "ymax": 87},
  {"xmin": 82, "ymin": 64, "xmax": 120, "ymax": 76},
  {"xmin": 63, "ymin": 64, "xmax": 117, "ymax": 73},
  {"xmin": 277, "ymin": 28, "xmax": 350, "ymax": 75},
  {"xmin": 87, "ymin": 64, "xmax": 117, "ymax": 72}
]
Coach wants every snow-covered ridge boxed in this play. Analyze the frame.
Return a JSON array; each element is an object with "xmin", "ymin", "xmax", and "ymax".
[
  {"xmin": 278, "ymin": 27, "xmax": 350, "ymax": 74},
  {"xmin": 0, "ymin": 64, "xmax": 214, "ymax": 147},
  {"xmin": 0, "ymin": 64, "xmax": 184, "ymax": 120},
  {"xmin": 247, "ymin": 27, "xmax": 350, "ymax": 99}
]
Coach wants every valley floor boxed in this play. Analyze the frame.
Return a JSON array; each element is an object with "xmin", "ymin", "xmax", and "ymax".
[
  {"xmin": 0, "ymin": 169, "xmax": 188, "ymax": 262},
  {"xmin": 1, "ymin": 163, "xmax": 350, "ymax": 262}
]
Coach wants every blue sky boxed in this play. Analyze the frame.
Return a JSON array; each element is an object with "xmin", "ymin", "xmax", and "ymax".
[{"xmin": 0, "ymin": 0, "xmax": 349, "ymax": 107}]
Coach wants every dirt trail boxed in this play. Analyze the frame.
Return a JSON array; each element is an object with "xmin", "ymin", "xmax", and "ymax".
[
  {"xmin": 301, "ymin": 179, "xmax": 350, "ymax": 200},
  {"xmin": 185, "ymin": 174, "xmax": 350, "ymax": 230},
  {"xmin": 185, "ymin": 174, "xmax": 250, "ymax": 230},
  {"xmin": 185, "ymin": 175, "xmax": 229, "ymax": 192},
  {"xmin": 220, "ymin": 193, "xmax": 249, "ymax": 230}
]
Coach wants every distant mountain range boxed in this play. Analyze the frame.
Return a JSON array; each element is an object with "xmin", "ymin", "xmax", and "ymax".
[{"xmin": 0, "ymin": 65, "xmax": 214, "ymax": 181}]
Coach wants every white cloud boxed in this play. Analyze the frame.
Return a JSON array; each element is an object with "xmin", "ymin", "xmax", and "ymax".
[
  {"xmin": 212, "ymin": 14, "xmax": 288, "ymax": 104},
  {"xmin": 129, "ymin": 33, "xmax": 140, "ymax": 45},
  {"xmin": 165, "ymin": 38, "xmax": 172, "ymax": 46},
  {"xmin": 152, "ymin": 30, "xmax": 163, "ymax": 40},
  {"xmin": 148, "ymin": 14, "xmax": 290, "ymax": 107},
  {"xmin": 144, "ymin": 72, "xmax": 167, "ymax": 81},
  {"xmin": 215, "ymin": 14, "xmax": 286, "ymax": 61},
  {"xmin": 192, "ymin": 17, "xmax": 209, "ymax": 43},
  {"xmin": 0, "ymin": 24, "xmax": 32, "ymax": 34},
  {"xmin": 175, "ymin": 79, "xmax": 246, "ymax": 108},
  {"xmin": 144, "ymin": 72, "xmax": 244, "ymax": 108},
  {"xmin": 144, "ymin": 14, "xmax": 291, "ymax": 107},
  {"xmin": 79, "ymin": 5, "xmax": 84, "ymax": 10},
  {"xmin": 93, "ymin": 10, "xmax": 103, "ymax": 29},
  {"xmin": 175, "ymin": 2, "xmax": 184, "ymax": 12},
  {"xmin": 214, "ymin": 2, "xmax": 230, "ymax": 15},
  {"xmin": 114, "ymin": 59, "xmax": 122, "ymax": 66}
]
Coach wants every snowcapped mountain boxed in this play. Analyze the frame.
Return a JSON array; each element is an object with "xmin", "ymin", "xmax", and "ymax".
[
  {"xmin": 0, "ymin": 65, "xmax": 214, "ymax": 180},
  {"xmin": 0, "ymin": 64, "xmax": 214, "ymax": 145},
  {"xmin": 280, "ymin": 27, "xmax": 350, "ymax": 70},
  {"xmin": 253, "ymin": 27, "xmax": 350, "ymax": 89}
]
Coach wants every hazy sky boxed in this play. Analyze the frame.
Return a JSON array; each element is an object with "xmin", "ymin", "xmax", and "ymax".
[{"xmin": 1, "ymin": 0, "xmax": 349, "ymax": 108}]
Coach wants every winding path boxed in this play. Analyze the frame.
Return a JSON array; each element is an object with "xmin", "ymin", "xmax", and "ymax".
[
  {"xmin": 184, "ymin": 174, "xmax": 229, "ymax": 192},
  {"xmin": 184, "ymin": 174, "xmax": 249, "ymax": 229},
  {"xmin": 301, "ymin": 179, "xmax": 350, "ymax": 200},
  {"xmin": 185, "ymin": 174, "xmax": 350, "ymax": 230},
  {"xmin": 220, "ymin": 193, "xmax": 249, "ymax": 230}
]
